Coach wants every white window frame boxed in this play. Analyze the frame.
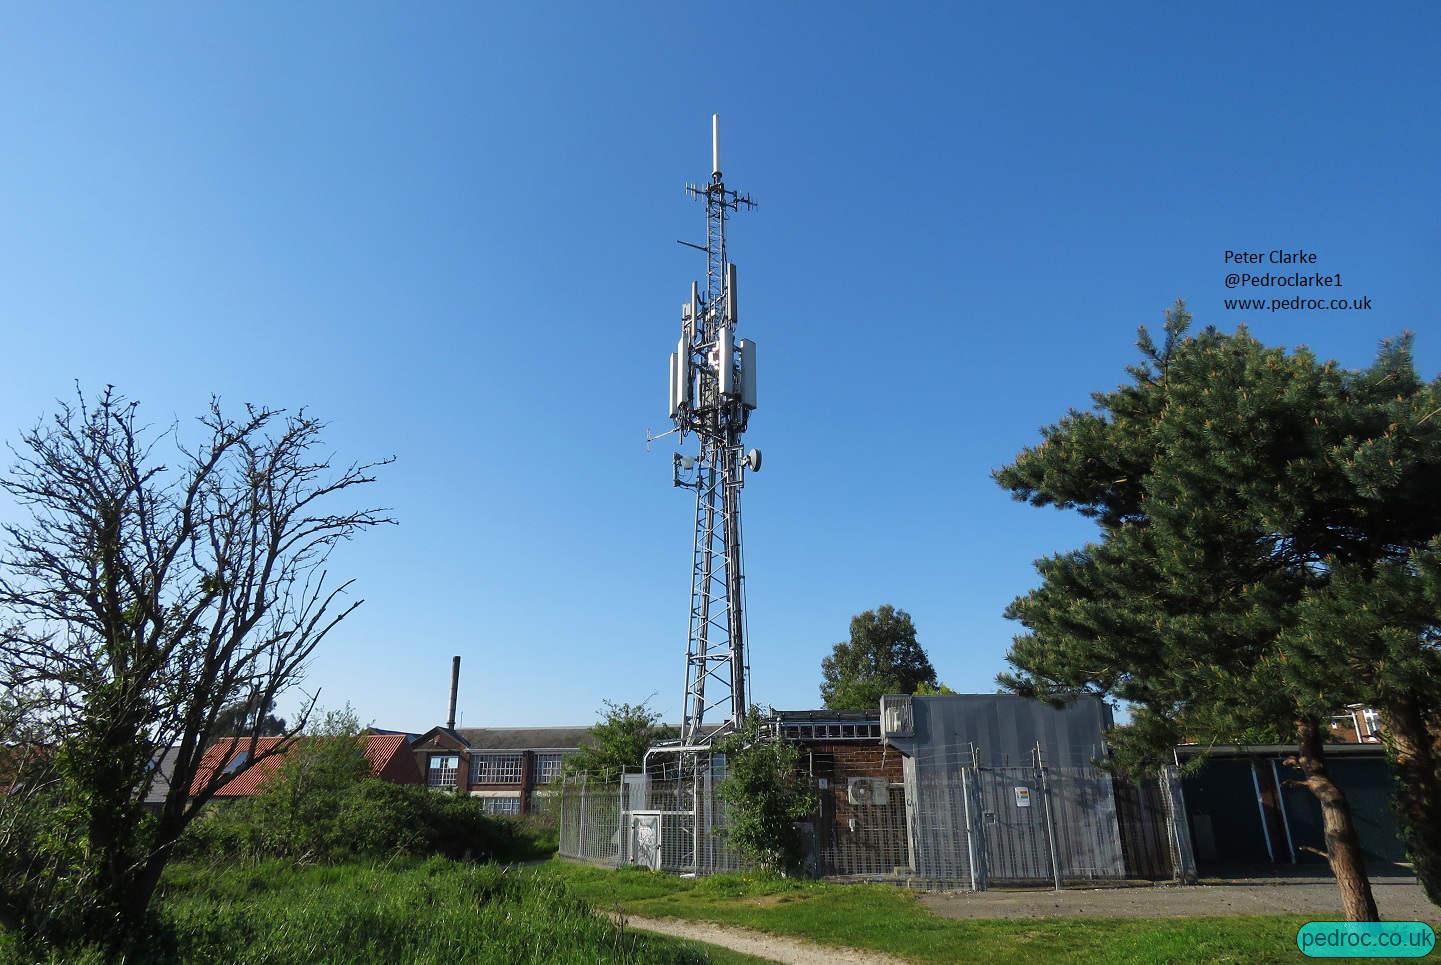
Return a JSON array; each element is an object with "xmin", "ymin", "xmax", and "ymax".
[
  {"xmin": 535, "ymin": 753, "xmax": 567, "ymax": 783},
  {"xmin": 471, "ymin": 753, "xmax": 523, "ymax": 784},
  {"xmin": 1362, "ymin": 708, "xmax": 1382, "ymax": 739},
  {"xmin": 427, "ymin": 753, "xmax": 459, "ymax": 789},
  {"xmin": 481, "ymin": 796, "xmax": 521, "ymax": 815}
]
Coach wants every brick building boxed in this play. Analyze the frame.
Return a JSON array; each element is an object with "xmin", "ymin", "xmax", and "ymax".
[
  {"xmin": 190, "ymin": 730, "xmax": 422, "ymax": 799},
  {"xmin": 769, "ymin": 709, "xmax": 906, "ymax": 878},
  {"xmin": 409, "ymin": 725, "xmax": 592, "ymax": 815}
]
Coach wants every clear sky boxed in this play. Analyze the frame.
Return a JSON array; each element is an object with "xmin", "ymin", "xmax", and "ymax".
[{"xmin": 1, "ymin": 4, "xmax": 1437, "ymax": 732}]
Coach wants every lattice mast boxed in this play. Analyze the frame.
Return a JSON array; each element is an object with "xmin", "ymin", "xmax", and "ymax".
[{"xmin": 666, "ymin": 114, "xmax": 760, "ymax": 746}]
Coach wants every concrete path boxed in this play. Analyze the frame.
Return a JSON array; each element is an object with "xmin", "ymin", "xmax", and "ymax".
[
  {"xmin": 921, "ymin": 881, "xmax": 1438, "ymax": 920},
  {"xmin": 615, "ymin": 913, "xmax": 908, "ymax": 965}
]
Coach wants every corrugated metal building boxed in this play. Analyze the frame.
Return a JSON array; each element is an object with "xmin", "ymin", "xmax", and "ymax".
[{"xmin": 882, "ymin": 694, "xmax": 1133, "ymax": 887}]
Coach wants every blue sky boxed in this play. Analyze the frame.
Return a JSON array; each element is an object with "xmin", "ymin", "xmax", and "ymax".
[{"xmin": 1, "ymin": 4, "xmax": 1437, "ymax": 731}]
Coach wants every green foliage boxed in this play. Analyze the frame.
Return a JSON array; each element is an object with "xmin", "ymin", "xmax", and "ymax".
[
  {"xmin": 566, "ymin": 700, "xmax": 677, "ymax": 779},
  {"xmin": 211, "ymin": 696, "xmax": 287, "ymax": 737},
  {"xmin": 820, "ymin": 605, "xmax": 938, "ymax": 710},
  {"xmin": 913, "ymin": 681, "xmax": 956, "ymax": 696},
  {"xmin": 0, "ymin": 389, "xmax": 390, "ymax": 952},
  {"xmin": 0, "ymin": 779, "xmax": 101, "ymax": 947},
  {"xmin": 714, "ymin": 714, "xmax": 817, "ymax": 875},
  {"xmin": 994, "ymin": 303, "xmax": 1441, "ymax": 903},
  {"xmin": 240, "ymin": 706, "xmax": 372, "ymax": 858},
  {"xmin": 3, "ymin": 859, "xmax": 717, "ymax": 964},
  {"xmin": 178, "ymin": 709, "xmax": 554, "ymax": 865},
  {"xmin": 180, "ymin": 778, "xmax": 551, "ymax": 866}
]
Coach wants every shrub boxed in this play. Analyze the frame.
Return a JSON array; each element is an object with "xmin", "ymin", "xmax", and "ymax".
[
  {"xmin": 714, "ymin": 714, "xmax": 817, "ymax": 876},
  {"xmin": 178, "ymin": 779, "xmax": 555, "ymax": 865}
]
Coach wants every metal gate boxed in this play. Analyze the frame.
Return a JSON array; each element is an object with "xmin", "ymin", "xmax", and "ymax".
[
  {"xmin": 902, "ymin": 764, "xmax": 1192, "ymax": 889},
  {"xmin": 627, "ymin": 812, "xmax": 663, "ymax": 870}
]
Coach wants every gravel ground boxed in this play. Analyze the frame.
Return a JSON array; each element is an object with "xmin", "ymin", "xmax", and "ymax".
[
  {"xmin": 615, "ymin": 913, "xmax": 908, "ymax": 965},
  {"xmin": 920, "ymin": 880, "xmax": 1438, "ymax": 920}
]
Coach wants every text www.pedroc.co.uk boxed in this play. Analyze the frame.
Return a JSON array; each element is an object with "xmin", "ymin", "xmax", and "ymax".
[{"xmin": 1222, "ymin": 249, "xmax": 1372, "ymax": 313}]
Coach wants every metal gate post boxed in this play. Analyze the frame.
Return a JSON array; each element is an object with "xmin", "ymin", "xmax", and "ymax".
[
  {"xmin": 579, "ymin": 777, "xmax": 588, "ymax": 859},
  {"xmin": 961, "ymin": 766, "xmax": 981, "ymax": 891},
  {"xmin": 693, "ymin": 751, "xmax": 703, "ymax": 875},
  {"xmin": 1037, "ymin": 750, "xmax": 1062, "ymax": 891},
  {"xmin": 559, "ymin": 778, "xmax": 569, "ymax": 854},
  {"xmin": 618, "ymin": 766, "xmax": 629, "ymax": 865}
]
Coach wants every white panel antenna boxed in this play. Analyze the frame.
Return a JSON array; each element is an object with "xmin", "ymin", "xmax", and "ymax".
[
  {"xmin": 726, "ymin": 262, "xmax": 738, "ymax": 324},
  {"xmin": 738, "ymin": 339, "xmax": 757, "ymax": 410},
  {"xmin": 668, "ymin": 352, "xmax": 680, "ymax": 418},
  {"xmin": 717, "ymin": 325, "xmax": 735, "ymax": 396}
]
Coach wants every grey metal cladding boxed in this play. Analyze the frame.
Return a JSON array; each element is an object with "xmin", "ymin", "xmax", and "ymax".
[{"xmin": 893, "ymin": 694, "xmax": 1112, "ymax": 768}]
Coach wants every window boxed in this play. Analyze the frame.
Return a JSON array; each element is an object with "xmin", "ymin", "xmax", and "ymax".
[
  {"xmin": 536, "ymin": 753, "xmax": 567, "ymax": 783},
  {"xmin": 481, "ymin": 796, "xmax": 521, "ymax": 815},
  {"xmin": 775, "ymin": 720, "xmax": 881, "ymax": 742},
  {"xmin": 471, "ymin": 753, "xmax": 522, "ymax": 784},
  {"xmin": 224, "ymin": 751, "xmax": 250, "ymax": 775},
  {"xmin": 427, "ymin": 754, "xmax": 459, "ymax": 789},
  {"xmin": 1362, "ymin": 709, "xmax": 1382, "ymax": 739}
]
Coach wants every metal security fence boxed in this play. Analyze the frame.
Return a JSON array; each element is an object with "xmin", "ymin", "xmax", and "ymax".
[
  {"xmin": 813, "ymin": 776, "xmax": 909, "ymax": 880},
  {"xmin": 903, "ymin": 764, "xmax": 1192, "ymax": 890},
  {"xmin": 907, "ymin": 771, "xmax": 978, "ymax": 888},
  {"xmin": 556, "ymin": 759, "xmax": 744, "ymax": 875},
  {"xmin": 558, "ymin": 755, "xmax": 1195, "ymax": 891},
  {"xmin": 1113, "ymin": 769, "xmax": 1198, "ymax": 880},
  {"xmin": 1040, "ymin": 766, "xmax": 1128, "ymax": 882},
  {"xmin": 557, "ymin": 778, "xmax": 623, "ymax": 867},
  {"xmin": 1159, "ymin": 764, "xmax": 1199, "ymax": 882}
]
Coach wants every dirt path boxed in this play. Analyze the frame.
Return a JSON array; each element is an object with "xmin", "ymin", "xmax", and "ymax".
[
  {"xmin": 614, "ymin": 913, "xmax": 909, "ymax": 965},
  {"xmin": 920, "ymin": 881, "xmax": 1437, "ymax": 920}
]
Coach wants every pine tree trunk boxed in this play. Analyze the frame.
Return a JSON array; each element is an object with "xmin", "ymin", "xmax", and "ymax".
[
  {"xmin": 1296, "ymin": 717, "xmax": 1380, "ymax": 922},
  {"xmin": 1381, "ymin": 695, "xmax": 1441, "ymax": 907}
]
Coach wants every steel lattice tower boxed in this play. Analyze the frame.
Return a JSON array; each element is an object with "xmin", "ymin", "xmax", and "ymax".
[{"xmin": 665, "ymin": 115, "xmax": 759, "ymax": 747}]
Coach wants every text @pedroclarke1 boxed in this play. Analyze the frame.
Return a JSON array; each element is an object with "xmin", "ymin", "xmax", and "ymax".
[{"xmin": 1222, "ymin": 249, "xmax": 1372, "ymax": 313}]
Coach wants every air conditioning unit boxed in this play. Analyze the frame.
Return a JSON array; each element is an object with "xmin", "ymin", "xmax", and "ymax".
[
  {"xmin": 881, "ymin": 695, "xmax": 914, "ymax": 738},
  {"xmin": 847, "ymin": 777, "xmax": 889, "ymax": 807}
]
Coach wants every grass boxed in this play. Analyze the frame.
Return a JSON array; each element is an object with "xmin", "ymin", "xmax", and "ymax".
[
  {"xmin": 544, "ymin": 859, "xmax": 1339, "ymax": 964},
  {"xmin": 1, "ymin": 858, "xmax": 767, "ymax": 964}
]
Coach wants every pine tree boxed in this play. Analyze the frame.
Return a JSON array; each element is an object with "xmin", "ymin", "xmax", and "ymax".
[{"xmin": 995, "ymin": 302, "xmax": 1441, "ymax": 919}]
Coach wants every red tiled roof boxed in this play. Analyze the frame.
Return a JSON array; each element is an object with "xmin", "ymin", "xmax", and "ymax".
[
  {"xmin": 193, "ymin": 733, "xmax": 410, "ymax": 797},
  {"xmin": 364, "ymin": 733, "xmax": 409, "ymax": 771},
  {"xmin": 191, "ymin": 736, "xmax": 286, "ymax": 796}
]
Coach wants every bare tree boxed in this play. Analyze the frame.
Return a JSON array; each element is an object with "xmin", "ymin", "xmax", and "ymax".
[{"xmin": 0, "ymin": 387, "xmax": 391, "ymax": 949}]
